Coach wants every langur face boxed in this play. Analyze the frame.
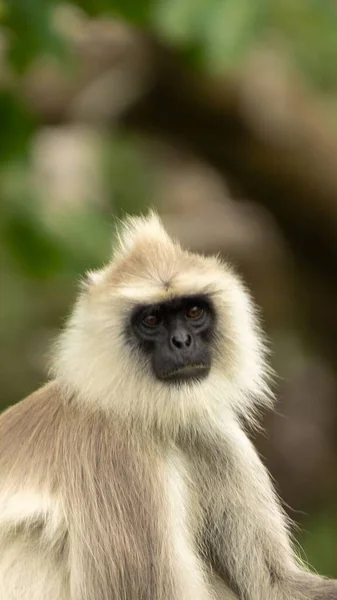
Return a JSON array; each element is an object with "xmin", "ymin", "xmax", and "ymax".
[{"xmin": 130, "ymin": 295, "xmax": 215, "ymax": 384}]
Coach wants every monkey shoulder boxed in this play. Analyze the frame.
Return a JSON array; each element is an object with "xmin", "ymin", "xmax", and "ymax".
[
  {"xmin": 0, "ymin": 381, "xmax": 64, "ymax": 472},
  {"xmin": 0, "ymin": 382, "xmax": 67, "ymax": 542}
]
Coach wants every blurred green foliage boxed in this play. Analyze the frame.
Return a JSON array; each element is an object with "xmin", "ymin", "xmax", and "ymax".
[
  {"xmin": 0, "ymin": 92, "xmax": 35, "ymax": 162},
  {"xmin": 2, "ymin": 0, "xmax": 337, "ymax": 85},
  {"xmin": 1, "ymin": 0, "xmax": 336, "ymax": 278},
  {"xmin": 2, "ymin": 0, "xmax": 66, "ymax": 72},
  {"xmin": 299, "ymin": 508, "xmax": 337, "ymax": 578},
  {"xmin": 0, "ymin": 0, "xmax": 336, "ymax": 578}
]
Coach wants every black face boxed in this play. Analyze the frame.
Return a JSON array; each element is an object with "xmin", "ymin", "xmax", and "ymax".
[{"xmin": 130, "ymin": 295, "xmax": 215, "ymax": 384}]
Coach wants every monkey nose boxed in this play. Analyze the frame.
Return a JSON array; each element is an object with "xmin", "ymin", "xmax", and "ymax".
[{"xmin": 171, "ymin": 331, "xmax": 192, "ymax": 349}]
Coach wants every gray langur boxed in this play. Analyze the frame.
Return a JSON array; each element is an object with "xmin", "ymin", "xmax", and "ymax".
[{"xmin": 0, "ymin": 212, "xmax": 336, "ymax": 600}]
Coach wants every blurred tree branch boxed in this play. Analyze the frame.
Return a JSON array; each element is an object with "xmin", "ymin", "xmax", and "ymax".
[{"xmin": 124, "ymin": 43, "xmax": 337, "ymax": 268}]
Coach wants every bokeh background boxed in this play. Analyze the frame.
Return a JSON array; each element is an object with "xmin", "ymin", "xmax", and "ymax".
[{"xmin": 1, "ymin": 0, "xmax": 336, "ymax": 576}]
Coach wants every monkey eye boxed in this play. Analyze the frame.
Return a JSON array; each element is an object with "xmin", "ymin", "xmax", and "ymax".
[
  {"xmin": 185, "ymin": 305, "xmax": 204, "ymax": 320},
  {"xmin": 142, "ymin": 312, "xmax": 162, "ymax": 329}
]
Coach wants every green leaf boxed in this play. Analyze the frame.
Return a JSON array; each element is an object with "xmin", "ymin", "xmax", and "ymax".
[
  {"xmin": 53, "ymin": 209, "xmax": 112, "ymax": 272},
  {"xmin": 3, "ymin": 0, "xmax": 66, "ymax": 72},
  {"xmin": 153, "ymin": 0, "xmax": 210, "ymax": 44},
  {"xmin": 72, "ymin": 0, "xmax": 154, "ymax": 23},
  {"xmin": 104, "ymin": 134, "xmax": 157, "ymax": 218},
  {"xmin": 2, "ymin": 208, "xmax": 66, "ymax": 279},
  {"xmin": 153, "ymin": 0, "xmax": 266, "ymax": 72},
  {"xmin": 202, "ymin": 0, "xmax": 266, "ymax": 72},
  {"xmin": 0, "ymin": 92, "xmax": 36, "ymax": 162},
  {"xmin": 299, "ymin": 508, "xmax": 337, "ymax": 578},
  {"xmin": 70, "ymin": 0, "xmax": 114, "ymax": 18},
  {"xmin": 270, "ymin": 0, "xmax": 337, "ymax": 91}
]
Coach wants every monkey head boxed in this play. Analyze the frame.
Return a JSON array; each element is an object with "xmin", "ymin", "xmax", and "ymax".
[{"xmin": 53, "ymin": 212, "xmax": 272, "ymax": 435}]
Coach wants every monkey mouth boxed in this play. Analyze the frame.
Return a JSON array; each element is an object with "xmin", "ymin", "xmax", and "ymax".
[{"xmin": 159, "ymin": 363, "xmax": 210, "ymax": 383}]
